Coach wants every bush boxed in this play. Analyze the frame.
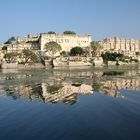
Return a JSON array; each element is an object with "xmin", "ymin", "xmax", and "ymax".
[
  {"xmin": 47, "ymin": 31, "xmax": 56, "ymax": 34},
  {"xmin": 101, "ymin": 52, "xmax": 124, "ymax": 62},
  {"xmin": 63, "ymin": 31, "xmax": 76, "ymax": 35},
  {"xmin": 70, "ymin": 47, "xmax": 84, "ymax": 56}
]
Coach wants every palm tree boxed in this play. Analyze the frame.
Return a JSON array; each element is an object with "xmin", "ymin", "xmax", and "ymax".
[{"xmin": 91, "ymin": 41, "xmax": 102, "ymax": 56}]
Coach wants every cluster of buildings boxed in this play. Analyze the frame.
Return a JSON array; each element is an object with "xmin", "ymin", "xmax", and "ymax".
[
  {"xmin": 99, "ymin": 37, "xmax": 140, "ymax": 58},
  {"xmin": 0, "ymin": 32, "xmax": 140, "ymax": 61},
  {"xmin": 0, "ymin": 33, "xmax": 91, "ymax": 54}
]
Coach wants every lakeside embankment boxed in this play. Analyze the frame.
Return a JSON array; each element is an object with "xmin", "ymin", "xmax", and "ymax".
[{"xmin": 17, "ymin": 63, "xmax": 45, "ymax": 69}]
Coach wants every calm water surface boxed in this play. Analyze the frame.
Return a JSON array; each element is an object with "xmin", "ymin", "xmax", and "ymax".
[{"xmin": 0, "ymin": 66, "xmax": 140, "ymax": 140}]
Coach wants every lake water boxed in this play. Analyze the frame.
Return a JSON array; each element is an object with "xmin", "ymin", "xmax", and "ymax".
[{"xmin": 0, "ymin": 66, "xmax": 140, "ymax": 140}]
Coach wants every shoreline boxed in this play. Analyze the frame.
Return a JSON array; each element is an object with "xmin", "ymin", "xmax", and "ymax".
[
  {"xmin": 0, "ymin": 62, "xmax": 139, "ymax": 71},
  {"xmin": 17, "ymin": 63, "xmax": 45, "ymax": 69}
]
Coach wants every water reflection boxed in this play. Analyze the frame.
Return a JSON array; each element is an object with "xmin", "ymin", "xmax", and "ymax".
[
  {"xmin": 0, "ymin": 67, "xmax": 140, "ymax": 104},
  {"xmin": 4, "ymin": 83, "xmax": 93, "ymax": 105}
]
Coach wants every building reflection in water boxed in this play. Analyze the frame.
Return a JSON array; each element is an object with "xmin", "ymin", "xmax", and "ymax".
[{"xmin": 1, "ymin": 68, "xmax": 140, "ymax": 105}]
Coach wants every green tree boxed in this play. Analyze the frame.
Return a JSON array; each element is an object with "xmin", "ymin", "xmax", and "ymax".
[
  {"xmin": 45, "ymin": 41, "xmax": 62, "ymax": 59},
  {"xmin": 2, "ymin": 46, "xmax": 8, "ymax": 53},
  {"xmin": 47, "ymin": 31, "xmax": 56, "ymax": 34},
  {"xmin": 91, "ymin": 41, "xmax": 101, "ymax": 56},
  {"xmin": 4, "ymin": 37, "xmax": 16, "ymax": 44},
  {"xmin": 136, "ymin": 52, "xmax": 140, "ymax": 56},
  {"xmin": 63, "ymin": 31, "xmax": 76, "ymax": 35},
  {"xmin": 22, "ymin": 49, "xmax": 40, "ymax": 63},
  {"xmin": 101, "ymin": 52, "xmax": 124, "ymax": 62},
  {"xmin": 4, "ymin": 52, "xmax": 17, "ymax": 63},
  {"xmin": 70, "ymin": 47, "xmax": 84, "ymax": 56},
  {"xmin": 60, "ymin": 51, "xmax": 67, "ymax": 56}
]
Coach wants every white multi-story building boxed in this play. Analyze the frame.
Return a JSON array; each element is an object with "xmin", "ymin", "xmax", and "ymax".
[{"xmin": 39, "ymin": 33, "xmax": 92, "ymax": 52}]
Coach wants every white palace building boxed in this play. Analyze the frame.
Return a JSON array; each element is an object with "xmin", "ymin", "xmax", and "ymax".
[
  {"xmin": 0, "ymin": 32, "xmax": 140, "ymax": 59},
  {"xmin": 39, "ymin": 33, "xmax": 92, "ymax": 52}
]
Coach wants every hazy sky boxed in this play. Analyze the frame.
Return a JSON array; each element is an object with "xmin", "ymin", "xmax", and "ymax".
[{"xmin": 0, "ymin": 0, "xmax": 140, "ymax": 43}]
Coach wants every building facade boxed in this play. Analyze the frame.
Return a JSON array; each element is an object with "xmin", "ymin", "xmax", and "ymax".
[
  {"xmin": 39, "ymin": 33, "xmax": 92, "ymax": 52},
  {"xmin": 1, "ymin": 34, "xmax": 140, "ymax": 60},
  {"xmin": 100, "ymin": 37, "xmax": 140, "ymax": 57},
  {"xmin": 0, "ymin": 33, "xmax": 92, "ymax": 54}
]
